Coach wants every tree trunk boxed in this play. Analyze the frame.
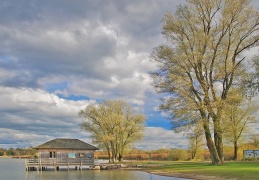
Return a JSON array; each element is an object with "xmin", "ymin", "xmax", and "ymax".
[
  {"xmin": 203, "ymin": 121, "xmax": 221, "ymax": 164},
  {"xmin": 118, "ymin": 153, "xmax": 123, "ymax": 162},
  {"xmin": 213, "ymin": 109, "xmax": 224, "ymax": 163},
  {"xmin": 233, "ymin": 140, "xmax": 238, "ymax": 160},
  {"xmin": 118, "ymin": 145, "xmax": 124, "ymax": 162},
  {"xmin": 214, "ymin": 129, "xmax": 224, "ymax": 162},
  {"xmin": 108, "ymin": 152, "xmax": 111, "ymax": 163},
  {"xmin": 105, "ymin": 144, "xmax": 111, "ymax": 163},
  {"xmin": 191, "ymin": 150, "xmax": 196, "ymax": 160}
]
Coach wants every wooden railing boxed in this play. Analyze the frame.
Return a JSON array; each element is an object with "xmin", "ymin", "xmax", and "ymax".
[{"xmin": 26, "ymin": 158, "xmax": 94, "ymax": 166}]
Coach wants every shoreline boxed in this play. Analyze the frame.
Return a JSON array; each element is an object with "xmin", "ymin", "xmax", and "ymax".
[
  {"xmin": 0, "ymin": 158, "xmax": 238, "ymax": 179},
  {"xmin": 0, "ymin": 156, "xmax": 12, "ymax": 158},
  {"xmin": 145, "ymin": 170, "xmax": 234, "ymax": 180},
  {"xmin": 96, "ymin": 166, "xmax": 218, "ymax": 179},
  {"xmin": 0, "ymin": 155, "xmax": 33, "ymax": 159},
  {"xmin": 100, "ymin": 163, "xmax": 236, "ymax": 180},
  {"xmin": 122, "ymin": 161, "xmax": 240, "ymax": 180}
]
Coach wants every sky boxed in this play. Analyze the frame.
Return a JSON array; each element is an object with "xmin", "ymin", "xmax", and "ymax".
[{"xmin": 0, "ymin": 0, "xmax": 259, "ymax": 150}]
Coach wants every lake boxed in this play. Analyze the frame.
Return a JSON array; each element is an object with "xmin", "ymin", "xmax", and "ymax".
[{"xmin": 0, "ymin": 158, "xmax": 189, "ymax": 180}]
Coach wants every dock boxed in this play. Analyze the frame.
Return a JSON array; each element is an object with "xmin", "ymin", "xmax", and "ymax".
[
  {"xmin": 25, "ymin": 158, "xmax": 95, "ymax": 171},
  {"xmin": 26, "ymin": 158, "xmax": 129, "ymax": 171}
]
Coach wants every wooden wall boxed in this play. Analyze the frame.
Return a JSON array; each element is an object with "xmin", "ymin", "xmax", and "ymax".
[{"xmin": 37, "ymin": 149, "xmax": 94, "ymax": 165}]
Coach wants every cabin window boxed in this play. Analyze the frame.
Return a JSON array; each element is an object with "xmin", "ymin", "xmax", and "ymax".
[
  {"xmin": 49, "ymin": 151, "xmax": 56, "ymax": 158},
  {"xmin": 79, "ymin": 153, "xmax": 84, "ymax": 158},
  {"xmin": 68, "ymin": 152, "xmax": 76, "ymax": 158},
  {"xmin": 88, "ymin": 153, "xmax": 93, "ymax": 158}
]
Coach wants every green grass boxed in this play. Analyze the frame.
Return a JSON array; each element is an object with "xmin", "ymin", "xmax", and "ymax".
[{"xmin": 131, "ymin": 161, "xmax": 259, "ymax": 179}]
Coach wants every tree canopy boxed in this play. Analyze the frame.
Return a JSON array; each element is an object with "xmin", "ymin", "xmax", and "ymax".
[
  {"xmin": 152, "ymin": 0, "xmax": 259, "ymax": 164},
  {"xmin": 222, "ymin": 88, "xmax": 257, "ymax": 160},
  {"xmin": 79, "ymin": 100, "xmax": 145, "ymax": 162}
]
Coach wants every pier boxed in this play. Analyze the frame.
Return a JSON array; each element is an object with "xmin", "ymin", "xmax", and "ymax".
[
  {"xmin": 25, "ymin": 158, "xmax": 126, "ymax": 171},
  {"xmin": 25, "ymin": 158, "xmax": 95, "ymax": 171}
]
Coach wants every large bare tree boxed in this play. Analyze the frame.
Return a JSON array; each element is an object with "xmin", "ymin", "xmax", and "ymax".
[
  {"xmin": 79, "ymin": 100, "xmax": 145, "ymax": 162},
  {"xmin": 152, "ymin": 0, "xmax": 259, "ymax": 164}
]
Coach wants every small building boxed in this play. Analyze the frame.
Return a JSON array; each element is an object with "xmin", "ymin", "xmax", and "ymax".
[{"xmin": 26, "ymin": 138, "xmax": 98, "ymax": 171}]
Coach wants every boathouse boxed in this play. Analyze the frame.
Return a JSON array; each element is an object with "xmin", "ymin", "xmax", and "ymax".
[{"xmin": 26, "ymin": 138, "xmax": 98, "ymax": 171}]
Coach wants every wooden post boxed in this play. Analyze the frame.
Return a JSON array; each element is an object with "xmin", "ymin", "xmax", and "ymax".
[{"xmin": 80, "ymin": 159, "xmax": 82, "ymax": 170}]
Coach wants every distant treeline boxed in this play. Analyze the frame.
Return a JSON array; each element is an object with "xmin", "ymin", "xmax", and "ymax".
[
  {"xmin": 0, "ymin": 147, "xmax": 37, "ymax": 157},
  {"xmin": 96, "ymin": 143, "xmax": 258, "ymax": 161},
  {"xmin": 95, "ymin": 148, "xmax": 202, "ymax": 161},
  {"xmin": 1, "ymin": 142, "xmax": 258, "ymax": 161}
]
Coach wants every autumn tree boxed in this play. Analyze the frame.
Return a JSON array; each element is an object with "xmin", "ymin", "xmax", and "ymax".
[
  {"xmin": 222, "ymin": 89, "xmax": 257, "ymax": 160},
  {"xmin": 254, "ymin": 57, "xmax": 259, "ymax": 90},
  {"xmin": 250, "ymin": 134, "xmax": 259, "ymax": 148},
  {"xmin": 188, "ymin": 124, "xmax": 204, "ymax": 160},
  {"xmin": 245, "ymin": 56, "xmax": 259, "ymax": 95},
  {"xmin": 79, "ymin": 100, "xmax": 145, "ymax": 162},
  {"xmin": 152, "ymin": 0, "xmax": 259, "ymax": 164}
]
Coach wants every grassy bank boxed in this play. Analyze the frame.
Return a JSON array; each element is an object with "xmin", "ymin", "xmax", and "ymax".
[{"xmin": 126, "ymin": 161, "xmax": 259, "ymax": 179}]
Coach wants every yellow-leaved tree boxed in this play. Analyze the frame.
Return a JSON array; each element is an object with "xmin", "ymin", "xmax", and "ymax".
[
  {"xmin": 79, "ymin": 100, "xmax": 145, "ymax": 162},
  {"xmin": 152, "ymin": 0, "xmax": 259, "ymax": 164}
]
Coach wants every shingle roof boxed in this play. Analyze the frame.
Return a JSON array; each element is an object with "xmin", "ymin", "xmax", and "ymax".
[{"xmin": 35, "ymin": 138, "xmax": 98, "ymax": 150}]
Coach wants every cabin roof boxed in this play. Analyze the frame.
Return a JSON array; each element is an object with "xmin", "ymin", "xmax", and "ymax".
[{"xmin": 35, "ymin": 138, "xmax": 98, "ymax": 150}]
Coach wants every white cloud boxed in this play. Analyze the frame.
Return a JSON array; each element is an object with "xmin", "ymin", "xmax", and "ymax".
[
  {"xmin": 134, "ymin": 127, "xmax": 188, "ymax": 150},
  {"xmin": 0, "ymin": 86, "xmax": 188, "ymax": 150},
  {"xmin": 0, "ymin": 0, "xmax": 258, "ymax": 150},
  {"xmin": 0, "ymin": 86, "xmax": 95, "ymax": 148}
]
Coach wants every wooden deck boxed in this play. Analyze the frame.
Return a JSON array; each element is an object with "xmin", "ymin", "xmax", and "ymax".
[{"xmin": 25, "ymin": 158, "xmax": 95, "ymax": 171}]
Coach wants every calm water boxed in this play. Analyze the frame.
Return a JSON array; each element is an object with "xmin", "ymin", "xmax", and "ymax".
[{"xmin": 0, "ymin": 158, "xmax": 189, "ymax": 180}]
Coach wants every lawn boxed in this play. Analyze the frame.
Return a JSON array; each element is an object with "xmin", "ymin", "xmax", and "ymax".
[{"xmin": 129, "ymin": 161, "xmax": 259, "ymax": 179}]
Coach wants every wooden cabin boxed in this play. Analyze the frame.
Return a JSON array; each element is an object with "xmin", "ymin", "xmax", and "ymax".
[{"xmin": 26, "ymin": 138, "xmax": 98, "ymax": 171}]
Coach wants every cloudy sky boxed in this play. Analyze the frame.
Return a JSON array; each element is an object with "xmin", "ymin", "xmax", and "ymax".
[{"xmin": 0, "ymin": 0, "xmax": 259, "ymax": 150}]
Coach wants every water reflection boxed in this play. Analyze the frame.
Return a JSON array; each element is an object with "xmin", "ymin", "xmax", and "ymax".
[
  {"xmin": 0, "ymin": 158, "xmax": 188, "ymax": 180},
  {"xmin": 26, "ymin": 170, "xmax": 187, "ymax": 180}
]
